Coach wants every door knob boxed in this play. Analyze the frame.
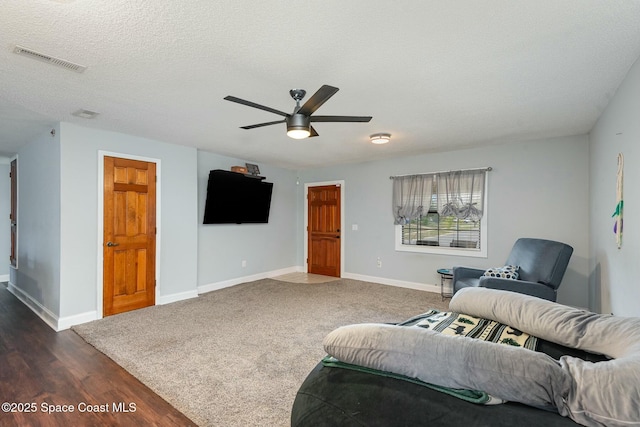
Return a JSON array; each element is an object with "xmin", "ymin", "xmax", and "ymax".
[{"xmin": 106, "ymin": 241, "xmax": 119, "ymax": 247}]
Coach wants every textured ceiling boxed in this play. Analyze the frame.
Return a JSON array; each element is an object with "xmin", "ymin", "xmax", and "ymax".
[{"xmin": 2, "ymin": 1, "xmax": 640, "ymax": 169}]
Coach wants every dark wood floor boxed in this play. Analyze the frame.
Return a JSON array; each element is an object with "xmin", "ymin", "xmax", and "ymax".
[{"xmin": 0, "ymin": 284, "xmax": 196, "ymax": 426}]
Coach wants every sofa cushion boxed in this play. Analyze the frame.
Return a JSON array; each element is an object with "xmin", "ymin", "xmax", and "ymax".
[
  {"xmin": 324, "ymin": 323, "xmax": 570, "ymax": 411},
  {"xmin": 324, "ymin": 287, "xmax": 640, "ymax": 426},
  {"xmin": 450, "ymin": 287, "xmax": 640, "ymax": 427}
]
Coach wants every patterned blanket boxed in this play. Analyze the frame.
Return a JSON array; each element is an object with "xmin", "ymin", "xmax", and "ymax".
[
  {"xmin": 398, "ymin": 310, "xmax": 539, "ymax": 350},
  {"xmin": 323, "ymin": 310, "xmax": 541, "ymax": 405}
]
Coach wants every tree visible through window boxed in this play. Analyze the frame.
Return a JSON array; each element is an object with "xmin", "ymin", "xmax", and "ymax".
[
  {"xmin": 401, "ymin": 193, "xmax": 481, "ymax": 249},
  {"xmin": 393, "ymin": 169, "xmax": 488, "ymax": 257}
]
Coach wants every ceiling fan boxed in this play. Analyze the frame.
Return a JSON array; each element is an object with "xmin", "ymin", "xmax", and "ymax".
[{"xmin": 224, "ymin": 85, "xmax": 372, "ymax": 139}]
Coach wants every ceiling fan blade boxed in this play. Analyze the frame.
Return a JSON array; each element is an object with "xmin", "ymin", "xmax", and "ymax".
[
  {"xmin": 309, "ymin": 126, "xmax": 319, "ymax": 137},
  {"xmin": 310, "ymin": 115, "xmax": 372, "ymax": 123},
  {"xmin": 297, "ymin": 85, "xmax": 339, "ymax": 116},
  {"xmin": 224, "ymin": 96, "xmax": 289, "ymax": 117},
  {"xmin": 240, "ymin": 119, "xmax": 285, "ymax": 130}
]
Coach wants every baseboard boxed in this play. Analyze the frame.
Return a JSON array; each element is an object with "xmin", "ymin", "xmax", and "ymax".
[
  {"xmin": 158, "ymin": 289, "xmax": 199, "ymax": 305},
  {"xmin": 196, "ymin": 268, "xmax": 441, "ymax": 296},
  {"xmin": 58, "ymin": 310, "xmax": 99, "ymax": 331},
  {"xmin": 0, "ymin": 274, "xmax": 9, "ymax": 282},
  {"xmin": 198, "ymin": 266, "xmax": 300, "ymax": 295},
  {"xmin": 7, "ymin": 282, "xmax": 102, "ymax": 331},
  {"xmin": 7, "ymin": 282, "xmax": 60, "ymax": 331},
  {"xmin": 341, "ymin": 272, "xmax": 440, "ymax": 294},
  {"xmin": 59, "ymin": 289, "xmax": 201, "ymax": 327}
]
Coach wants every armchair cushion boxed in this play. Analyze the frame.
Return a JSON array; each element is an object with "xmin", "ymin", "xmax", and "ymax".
[
  {"xmin": 483, "ymin": 265, "xmax": 520, "ymax": 280},
  {"xmin": 479, "ymin": 277, "xmax": 556, "ymax": 301}
]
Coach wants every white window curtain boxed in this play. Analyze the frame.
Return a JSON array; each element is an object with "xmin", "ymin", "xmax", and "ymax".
[
  {"xmin": 392, "ymin": 174, "xmax": 434, "ymax": 225},
  {"xmin": 437, "ymin": 170, "xmax": 486, "ymax": 222}
]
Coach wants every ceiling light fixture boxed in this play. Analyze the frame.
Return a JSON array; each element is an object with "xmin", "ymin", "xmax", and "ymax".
[
  {"xmin": 370, "ymin": 133, "xmax": 391, "ymax": 144},
  {"xmin": 286, "ymin": 114, "xmax": 311, "ymax": 139}
]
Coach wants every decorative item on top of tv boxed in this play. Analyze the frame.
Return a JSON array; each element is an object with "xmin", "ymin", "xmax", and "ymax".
[
  {"xmin": 612, "ymin": 153, "xmax": 624, "ymax": 249},
  {"xmin": 230, "ymin": 165, "xmax": 248, "ymax": 174},
  {"xmin": 245, "ymin": 163, "xmax": 260, "ymax": 176}
]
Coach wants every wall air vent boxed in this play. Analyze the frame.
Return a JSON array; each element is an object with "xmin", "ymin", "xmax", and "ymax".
[{"xmin": 13, "ymin": 45, "xmax": 87, "ymax": 73}]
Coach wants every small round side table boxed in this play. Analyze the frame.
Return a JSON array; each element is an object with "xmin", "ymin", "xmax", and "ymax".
[{"xmin": 437, "ymin": 268, "xmax": 453, "ymax": 301}]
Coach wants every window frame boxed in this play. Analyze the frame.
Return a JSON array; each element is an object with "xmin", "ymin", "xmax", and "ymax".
[{"xmin": 394, "ymin": 176, "xmax": 488, "ymax": 258}]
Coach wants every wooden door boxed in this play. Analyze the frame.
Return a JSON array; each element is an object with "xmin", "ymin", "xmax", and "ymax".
[
  {"xmin": 307, "ymin": 184, "xmax": 341, "ymax": 277},
  {"xmin": 103, "ymin": 156, "xmax": 156, "ymax": 316}
]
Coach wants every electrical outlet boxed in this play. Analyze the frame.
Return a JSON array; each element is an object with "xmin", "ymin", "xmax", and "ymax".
[
  {"xmin": 376, "ymin": 257, "xmax": 382, "ymax": 268},
  {"xmin": 241, "ymin": 260, "xmax": 247, "ymax": 268}
]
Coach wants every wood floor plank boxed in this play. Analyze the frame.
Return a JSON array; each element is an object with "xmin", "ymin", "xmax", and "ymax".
[{"xmin": 0, "ymin": 284, "xmax": 196, "ymax": 426}]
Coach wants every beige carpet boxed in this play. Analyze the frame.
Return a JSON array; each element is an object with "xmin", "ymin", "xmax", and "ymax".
[
  {"xmin": 73, "ymin": 278, "xmax": 449, "ymax": 426},
  {"xmin": 272, "ymin": 272, "xmax": 341, "ymax": 284}
]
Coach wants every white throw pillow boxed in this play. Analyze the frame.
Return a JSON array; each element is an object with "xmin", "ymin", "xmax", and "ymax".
[{"xmin": 483, "ymin": 265, "xmax": 519, "ymax": 280}]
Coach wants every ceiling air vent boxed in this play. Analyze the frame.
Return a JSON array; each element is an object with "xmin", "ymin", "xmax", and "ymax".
[
  {"xmin": 13, "ymin": 45, "xmax": 87, "ymax": 73},
  {"xmin": 72, "ymin": 109, "xmax": 99, "ymax": 119}
]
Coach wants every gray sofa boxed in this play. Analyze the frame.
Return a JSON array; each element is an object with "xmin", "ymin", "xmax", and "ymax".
[{"xmin": 311, "ymin": 287, "xmax": 640, "ymax": 427}]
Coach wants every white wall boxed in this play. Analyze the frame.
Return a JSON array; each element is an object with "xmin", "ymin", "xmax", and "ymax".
[
  {"xmin": 10, "ymin": 125, "xmax": 62, "ymax": 320},
  {"xmin": 58, "ymin": 122, "xmax": 199, "ymax": 323},
  {"xmin": 197, "ymin": 150, "xmax": 298, "ymax": 290},
  {"xmin": 13, "ymin": 62, "xmax": 639, "ymax": 326},
  {"xmin": 590, "ymin": 55, "xmax": 640, "ymax": 316},
  {"xmin": 11, "ymin": 121, "xmax": 299, "ymax": 330},
  {"xmin": 298, "ymin": 135, "xmax": 591, "ymax": 309}
]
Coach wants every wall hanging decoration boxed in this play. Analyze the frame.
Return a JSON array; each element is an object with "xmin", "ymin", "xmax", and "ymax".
[{"xmin": 612, "ymin": 153, "xmax": 624, "ymax": 248}]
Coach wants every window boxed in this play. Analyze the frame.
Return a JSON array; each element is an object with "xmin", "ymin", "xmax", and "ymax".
[{"xmin": 393, "ymin": 169, "xmax": 488, "ymax": 257}]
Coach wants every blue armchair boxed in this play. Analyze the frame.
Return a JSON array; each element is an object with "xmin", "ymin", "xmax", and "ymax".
[{"xmin": 452, "ymin": 238, "xmax": 573, "ymax": 301}]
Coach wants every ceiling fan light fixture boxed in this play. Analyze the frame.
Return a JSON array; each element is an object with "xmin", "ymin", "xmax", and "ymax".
[
  {"xmin": 224, "ymin": 85, "xmax": 372, "ymax": 139},
  {"xmin": 370, "ymin": 133, "xmax": 391, "ymax": 144},
  {"xmin": 287, "ymin": 128, "xmax": 311, "ymax": 139},
  {"xmin": 286, "ymin": 114, "xmax": 310, "ymax": 139}
]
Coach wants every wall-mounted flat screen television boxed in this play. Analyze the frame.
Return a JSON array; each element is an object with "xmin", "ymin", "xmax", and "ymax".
[{"xmin": 203, "ymin": 169, "xmax": 273, "ymax": 224}]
